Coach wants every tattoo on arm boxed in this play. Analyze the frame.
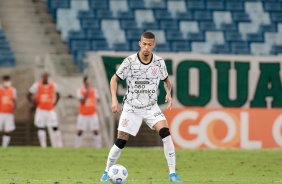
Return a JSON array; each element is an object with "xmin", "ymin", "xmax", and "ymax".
[{"xmin": 118, "ymin": 131, "xmax": 129, "ymax": 141}]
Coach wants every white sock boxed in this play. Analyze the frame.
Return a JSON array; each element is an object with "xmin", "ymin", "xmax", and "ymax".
[
  {"xmin": 105, "ymin": 144, "xmax": 122, "ymax": 171},
  {"xmin": 163, "ymin": 136, "xmax": 176, "ymax": 174},
  {"xmin": 38, "ymin": 130, "xmax": 47, "ymax": 148},
  {"xmin": 54, "ymin": 130, "xmax": 63, "ymax": 147},
  {"xmin": 75, "ymin": 135, "xmax": 82, "ymax": 148},
  {"xmin": 93, "ymin": 134, "xmax": 102, "ymax": 148},
  {"xmin": 2, "ymin": 135, "xmax": 11, "ymax": 147}
]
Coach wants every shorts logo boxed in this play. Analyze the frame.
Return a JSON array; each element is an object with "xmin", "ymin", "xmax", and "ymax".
[
  {"xmin": 151, "ymin": 67, "xmax": 158, "ymax": 76},
  {"xmin": 154, "ymin": 111, "xmax": 164, "ymax": 117},
  {"xmin": 121, "ymin": 118, "xmax": 129, "ymax": 127}
]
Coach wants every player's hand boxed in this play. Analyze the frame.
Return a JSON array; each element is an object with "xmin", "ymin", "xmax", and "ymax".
[
  {"xmin": 165, "ymin": 94, "xmax": 172, "ymax": 110},
  {"xmin": 111, "ymin": 99, "xmax": 120, "ymax": 114}
]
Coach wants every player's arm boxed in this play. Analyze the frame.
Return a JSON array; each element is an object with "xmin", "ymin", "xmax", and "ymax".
[
  {"xmin": 54, "ymin": 92, "xmax": 60, "ymax": 106},
  {"xmin": 13, "ymin": 88, "xmax": 17, "ymax": 110},
  {"xmin": 164, "ymin": 77, "xmax": 172, "ymax": 109},
  {"xmin": 110, "ymin": 74, "xmax": 120, "ymax": 114},
  {"xmin": 27, "ymin": 83, "xmax": 37, "ymax": 105}
]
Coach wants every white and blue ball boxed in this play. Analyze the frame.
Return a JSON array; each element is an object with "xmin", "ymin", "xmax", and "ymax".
[{"xmin": 108, "ymin": 164, "xmax": 128, "ymax": 183}]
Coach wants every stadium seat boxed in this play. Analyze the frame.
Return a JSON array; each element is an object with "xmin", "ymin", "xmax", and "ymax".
[
  {"xmin": 126, "ymin": 29, "xmax": 144, "ymax": 41},
  {"xmin": 175, "ymin": 12, "xmax": 193, "ymax": 20},
  {"xmin": 121, "ymin": 20, "xmax": 138, "ymax": 29},
  {"xmin": 135, "ymin": 10, "xmax": 155, "ymax": 28},
  {"xmin": 199, "ymin": 21, "xmax": 217, "ymax": 31},
  {"xmin": 232, "ymin": 12, "xmax": 251, "ymax": 22},
  {"xmin": 194, "ymin": 10, "xmax": 213, "ymax": 21},
  {"xmin": 245, "ymin": 2, "xmax": 264, "ymax": 14},
  {"xmin": 270, "ymin": 13, "xmax": 282, "ymax": 22},
  {"xmin": 77, "ymin": 10, "xmax": 96, "ymax": 19},
  {"xmin": 144, "ymin": 0, "xmax": 166, "ymax": 9},
  {"xmin": 147, "ymin": 30, "xmax": 166, "ymax": 44},
  {"xmin": 225, "ymin": 32, "xmax": 243, "ymax": 42},
  {"xmin": 171, "ymin": 41, "xmax": 191, "ymax": 52},
  {"xmin": 113, "ymin": 43, "xmax": 130, "ymax": 51},
  {"xmin": 206, "ymin": 0, "xmax": 224, "ymax": 11},
  {"xmin": 167, "ymin": 0, "xmax": 187, "ymax": 18},
  {"xmin": 159, "ymin": 20, "xmax": 179, "ymax": 30},
  {"xmin": 68, "ymin": 39, "xmax": 91, "ymax": 51},
  {"xmin": 142, "ymin": 22, "xmax": 159, "ymax": 29},
  {"xmin": 154, "ymin": 10, "xmax": 173, "ymax": 20},
  {"xmin": 226, "ymin": 1, "xmax": 244, "ymax": 11},
  {"xmin": 251, "ymin": 43, "xmax": 271, "ymax": 55},
  {"xmin": 246, "ymin": 33, "xmax": 264, "ymax": 43},
  {"xmin": 68, "ymin": 31, "xmax": 86, "ymax": 40},
  {"xmin": 187, "ymin": 32, "xmax": 205, "ymax": 42},
  {"xmin": 97, "ymin": 9, "xmax": 114, "ymax": 19},
  {"xmin": 231, "ymin": 42, "xmax": 250, "ymax": 55},
  {"xmin": 186, "ymin": 0, "xmax": 205, "ymax": 10},
  {"xmin": 71, "ymin": 0, "xmax": 89, "ymax": 10},
  {"xmin": 166, "ymin": 30, "xmax": 184, "ymax": 41},
  {"xmin": 211, "ymin": 44, "xmax": 231, "ymax": 54},
  {"xmin": 154, "ymin": 44, "xmax": 171, "ymax": 52},
  {"xmin": 89, "ymin": 0, "xmax": 108, "ymax": 9},
  {"xmin": 80, "ymin": 18, "xmax": 100, "ymax": 29},
  {"xmin": 264, "ymin": 33, "xmax": 282, "ymax": 45},
  {"xmin": 92, "ymin": 40, "xmax": 110, "ymax": 51},
  {"xmin": 213, "ymin": 11, "xmax": 232, "ymax": 29},
  {"xmin": 271, "ymin": 45, "xmax": 282, "ymax": 54},
  {"xmin": 49, "ymin": 0, "xmax": 70, "ymax": 20},
  {"xmin": 259, "ymin": 24, "xmax": 277, "ymax": 33},
  {"xmin": 110, "ymin": 0, "xmax": 128, "ymax": 17},
  {"xmin": 263, "ymin": 2, "xmax": 282, "ymax": 12},
  {"xmin": 206, "ymin": 31, "xmax": 224, "ymax": 44},
  {"xmin": 116, "ymin": 11, "xmax": 135, "ymax": 19},
  {"xmin": 180, "ymin": 21, "xmax": 199, "ymax": 38},
  {"xmin": 191, "ymin": 42, "xmax": 212, "ymax": 53},
  {"xmin": 131, "ymin": 41, "xmax": 140, "ymax": 51},
  {"xmin": 85, "ymin": 29, "xmax": 105, "ymax": 40},
  {"xmin": 128, "ymin": 0, "xmax": 146, "ymax": 9},
  {"xmin": 221, "ymin": 23, "xmax": 238, "ymax": 32}
]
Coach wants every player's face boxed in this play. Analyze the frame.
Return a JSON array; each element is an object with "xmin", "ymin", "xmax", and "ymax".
[
  {"xmin": 84, "ymin": 80, "xmax": 90, "ymax": 88},
  {"xmin": 42, "ymin": 73, "xmax": 49, "ymax": 83},
  {"xmin": 139, "ymin": 37, "xmax": 155, "ymax": 57}
]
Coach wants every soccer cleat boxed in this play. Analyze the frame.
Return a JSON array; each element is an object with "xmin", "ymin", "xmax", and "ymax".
[
  {"xmin": 169, "ymin": 173, "xmax": 183, "ymax": 182},
  {"xmin": 100, "ymin": 171, "xmax": 109, "ymax": 182}
]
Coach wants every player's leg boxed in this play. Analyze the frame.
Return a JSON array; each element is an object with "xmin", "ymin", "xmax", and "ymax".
[
  {"xmin": 100, "ymin": 106, "xmax": 142, "ymax": 182},
  {"xmin": 145, "ymin": 105, "xmax": 182, "ymax": 182},
  {"xmin": 49, "ymin": 110, "xmax": 62, "ymax": 147},
  {"xmin": 100, "ymin": 131, "xmax": 129, "ymax": 182},
  {"xmin": 90, "ymin": 114, "xmax": 102, "ymax": 148},
  {"xmin": 35, "ymin": 109, "xmax": 47, "ymax": 148},
  {"xmin": 154, "ymin": 121, "xmax": 182, "ymax": 182},
  {"xmin": 2, "ymin": 114, "xmax": 15, "ymax": 147},
  {"xmin": 75, "ymin": 115, "xmax": 86, "ymax": 148}
]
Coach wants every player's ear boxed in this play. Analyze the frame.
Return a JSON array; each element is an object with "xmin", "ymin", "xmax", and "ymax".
[{"xmin": 139, "ymin": 41, "xmax": 141, "ymax": 48}]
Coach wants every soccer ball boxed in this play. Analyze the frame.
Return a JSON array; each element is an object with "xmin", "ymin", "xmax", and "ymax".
[{"xmin": 108, "ymin": 164, "xmax": 128, "ymax": 183}]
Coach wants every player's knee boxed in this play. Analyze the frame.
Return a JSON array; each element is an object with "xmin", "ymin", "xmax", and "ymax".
[
  {"xmin": 52, "ymin": 127, "xmax": 59, "ymax": 131},
  {"xmin": 4, "ymin": 132, "xmax": 11, "ymax": 136},
  {"xmin": 159, "ymin": 127, "xmax": 170, "ymax": 139},
  {"xmin": 38, "ymin": 127, "xmax": 45, "ymax": 131},
  {"xmin": 115, "ymin": 139, "xmax": 127, "ymax": 149}
]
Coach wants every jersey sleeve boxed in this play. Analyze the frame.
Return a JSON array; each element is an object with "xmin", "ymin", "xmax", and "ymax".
[
  {"xmin": 13, "ymin": 88, "xmax": 17, "ymax": 99},
  {"xmin": 29, "ymin": 83, "xmax": 38, "ymax": 94},
  {"xmin": 54, "ymin": 83, "xmax": 60, "ymax": 93},
  {"xmin": 76, "ymin": 89, "xmax": 83, "ymax": 100},
  {"xmin": 159, "ymin": 60, "xmax": 169, "ymax": 81},
  {"xmin": 95, "ymin": 88, "xmax": 100, "ymax": 100},
  {"xmin": 115, "ymin": 58, "xmax": 131, "ymax": 80}
]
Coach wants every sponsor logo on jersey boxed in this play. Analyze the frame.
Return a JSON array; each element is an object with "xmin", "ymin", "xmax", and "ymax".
[
  {"xmin": 135, "ymin": 81, "xmax": 149, "ymax": 84},
  {"xmin": 153, "ymin": 111, "xmax": 164, "ymax": 117},
  {"xmin": 134, "ymin": 89, "xmax": 156, "ymax": 94}
]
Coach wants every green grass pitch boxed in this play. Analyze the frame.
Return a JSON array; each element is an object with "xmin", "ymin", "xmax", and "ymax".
[{"xmin": 0, "ymin": 147, "xmax": 281, "ymax": 184}]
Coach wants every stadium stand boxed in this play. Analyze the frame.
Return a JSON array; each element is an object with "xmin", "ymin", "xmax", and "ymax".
[
  {"xmin": 46, "ymin": 0, "xmax": 282, "ymax": 71},
  {"xmin": 0, "ymin": 22, "xmax": 15, "ymax": 67}
]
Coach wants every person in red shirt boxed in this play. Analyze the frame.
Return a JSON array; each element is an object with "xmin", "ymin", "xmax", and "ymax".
[
  {"xmin": 75, "ymin": 76, "xmax": 101, "ymax": 148},
  {"xmin": 0, "ymin": 75, "xmax": 16, "ymax": 147},
  {"xmin": 27, "ymin": 72, "xmax": 62, "ymax": 147}
]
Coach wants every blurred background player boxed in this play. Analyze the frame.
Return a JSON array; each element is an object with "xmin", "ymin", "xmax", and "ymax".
[
  {"xmin": 0, "ymin": 75, "xmax": 16, "ymax": 147},
  {"xmin": 27, "ymin": 72, "xmax": 62, "ymax": 148},
  {"xmin": 75, "ymin": 76, "xmax": 101, "ymax": 148}
]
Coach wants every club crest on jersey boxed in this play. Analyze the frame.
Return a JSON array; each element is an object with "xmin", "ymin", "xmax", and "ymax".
[
  {"xmin": 121, "ymin": 118, "xmax": 129, "ymax": 127},
  {"xmin": 151, "ymin": 67, "xmax": 158, "ymax": 76}
]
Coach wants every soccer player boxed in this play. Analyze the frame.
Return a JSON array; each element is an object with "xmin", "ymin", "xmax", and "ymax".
[
  {"xmin": 0, "ymin": 75, "xmax": 16, "ymax": 147},
  {"xmin": 100, "ymin": 32, "xmax": 182, "ymax": 182},
  {"xmin": 74, "ymin": 76, "xmax": 102, "ymax": 148},
  {"xmin": 27, "ymin": 72, "xmax": 62, "ymax": 148}
]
